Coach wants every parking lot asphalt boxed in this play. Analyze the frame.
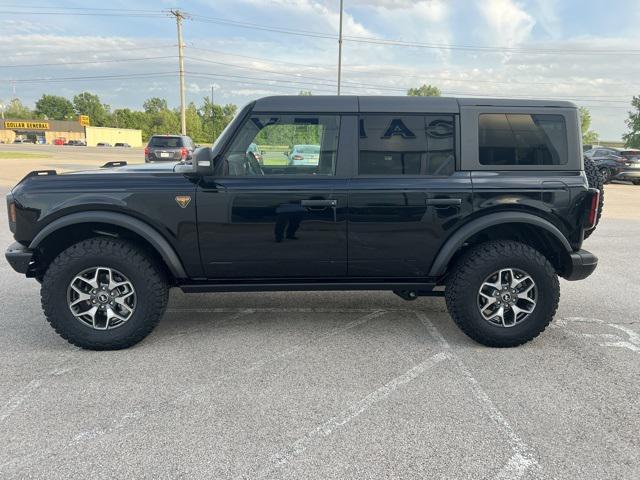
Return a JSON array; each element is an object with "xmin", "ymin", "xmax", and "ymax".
[{"xmin": 0, "ymin": 149, "xmax": 639, "ymax": 479}]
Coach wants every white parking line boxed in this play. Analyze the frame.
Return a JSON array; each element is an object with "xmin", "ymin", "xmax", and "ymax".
[
  {"xmin": 558, "ymin": 317, "xmax": 640, "ymax": 353},
  {"xmin": 415, "ymin": 312, "xmax": 541, "ymax": 480},
  {"xmin": 255, "ymin": 351, "xmax": 450, "ymax": 479},
  {"xmin": 0, "ymin": 310, "xmax": 388, "ymax": 475},
  {"xmin": 0, "ymin": 351, "xmax": 80, "ymax": 425}
]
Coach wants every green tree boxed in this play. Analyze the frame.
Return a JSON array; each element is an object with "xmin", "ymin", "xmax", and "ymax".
[
  {"xmin": 407, "ymin": 84, "xmax": 441, "ymax": 97},
  {"xmin": 200, "ymin": 97, "xmax": 237, "ymax": 143},
  {"xmin": 73, "ymin": 92, "xmax": 110, "ymax": 126},
  {"xmin": 34, "ymin": 94, "xmax": 75, "ymax": 120},
  {"xmin": 623, "ymin": 96, "xmax": 640, "ymax": 148},
  {"xmin": 579, "ymin": 107, "xmax": 599, "ymax": 144},
  {"xmin": 143, "ymin": 97, "xmax": 169, "ymax": 114},
  {"xmin": 185, "ymin": 102, "xmax": 204, "ymax": 142},
  {"xmin": 2, "ymin": 98, "xmax": 32, "ymax": 119}
]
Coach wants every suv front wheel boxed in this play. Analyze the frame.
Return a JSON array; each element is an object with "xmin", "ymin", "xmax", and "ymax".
[
  {"xmin": 445, "ymin": 240, "xmax": 560, "ymax": 347},
  {"xmin": 41, "ymin": 238, "xmax": 169, "ymax": 350}
]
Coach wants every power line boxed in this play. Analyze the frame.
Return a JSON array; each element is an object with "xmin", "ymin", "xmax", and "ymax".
[
  {"xmin": 188, "ymin": 13, "xmax": 640, "ymax": 56},
  {"xmin": 0, "ymin": 44, "xmax": 176, "ymax": 58},
  {"xmin": 2, "ymin": 71, "xmax": 178, "ymax": 84},
  {"xmin": 0, "ymin": 56, "xmax": 175, "ymax": 68}
]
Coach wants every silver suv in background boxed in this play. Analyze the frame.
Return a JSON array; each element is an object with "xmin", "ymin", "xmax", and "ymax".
[{"xmin": 145, "ymin": 135, "xmax": 195, "ymax": 162}]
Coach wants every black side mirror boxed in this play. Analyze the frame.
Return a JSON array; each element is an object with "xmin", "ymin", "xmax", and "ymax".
[{"xmin": 193, "ymin": 147, "xmax": 214, "ymax": 175}]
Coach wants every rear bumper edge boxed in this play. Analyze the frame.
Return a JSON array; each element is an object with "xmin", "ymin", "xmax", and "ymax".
[{"xmin": 564, "ymin": 249, "xmax": 598, "ymax": 281}]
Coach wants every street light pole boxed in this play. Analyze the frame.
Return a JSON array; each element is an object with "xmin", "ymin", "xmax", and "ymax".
[{"xmin": 337, "ymin": 0, "xmax": 343, "ymax": 95}]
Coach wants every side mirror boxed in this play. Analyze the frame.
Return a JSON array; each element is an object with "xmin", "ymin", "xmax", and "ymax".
[{"xmin": 192, "ymin": 146, "xmax": 214, "ymax": 175}]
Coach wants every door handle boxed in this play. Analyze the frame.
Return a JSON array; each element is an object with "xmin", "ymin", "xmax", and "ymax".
[
  {"xmin": 300, "ymin": 199, "xmax": 337, "ymax": 208},
  {"xmin": 425, "ymin": 198, "xmax": 462, "ymax": 206}
]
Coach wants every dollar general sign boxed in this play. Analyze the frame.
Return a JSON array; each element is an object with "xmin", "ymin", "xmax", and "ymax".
[
  {"xmin": 5, "ymin": 121, "xmax": 50, "ymax": 130},
  {"xmin": 79, "ymin": 115, "xmax": 90, "ymax": 126}
]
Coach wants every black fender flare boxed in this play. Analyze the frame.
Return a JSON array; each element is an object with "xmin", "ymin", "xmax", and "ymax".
[
  {"xmin": 428, "ymin": 211, "xmax": 572, "ymax": 277},
  {"xmin": 29, "ymin": 211, "xmax": 188, "ymax": 279}
]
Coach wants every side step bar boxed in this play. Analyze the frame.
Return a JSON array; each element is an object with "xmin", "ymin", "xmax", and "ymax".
[{"xmin": 180, "ymin": 281, "xmax": 443, "ymax": 296}]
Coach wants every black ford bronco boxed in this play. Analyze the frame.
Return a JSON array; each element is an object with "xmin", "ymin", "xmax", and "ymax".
[{"xmin": 5, "ymin": 96, "xmax": 603, "ymax": 350}]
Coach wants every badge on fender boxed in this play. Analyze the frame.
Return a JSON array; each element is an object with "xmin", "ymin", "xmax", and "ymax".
[{"xmin": 175, "ymin": 195, "xmax": 191, "ymax": 208}]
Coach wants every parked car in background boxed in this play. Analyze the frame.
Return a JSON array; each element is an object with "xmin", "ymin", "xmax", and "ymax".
[
  {"xmin": 614, "ymin": 156, "xmax": 640, "ymax": 185},
  {"xmin": 584, "ymin": 147, "xmax": 628, "ymax": 183},
  {"xmin": 144, "ymin": 135, "xmax": 195, "ymax": 162},
  {"xmin": 287, "ymin": 144, "xmax": 321, "ymax": 166},
  {"xmin": 114, "ymin": 143, "xmax": 131, "ymax": 148},
  {"xmin": 65, "ymin": 140, "xmax": 86, "ymax": 146},
  {"xmin": 97, "ymin": 142, "xmax": 112, "ymax": 147},
  {"xmin": 53, "ymin": 138, "xmax": 66, "ymax": 146}
]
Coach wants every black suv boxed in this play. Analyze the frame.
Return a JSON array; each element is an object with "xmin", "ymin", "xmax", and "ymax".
[
  {"xmin": 5, "ymin": 96, "xmax": 601, "ymax": 350},
  {"xmin": 145, "ymin": 135, "xmax": 195, "ymax": 162}
]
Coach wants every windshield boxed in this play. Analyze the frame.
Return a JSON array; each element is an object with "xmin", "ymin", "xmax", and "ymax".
[{"xmin": 149, "ymin": 137, "xmax": 182, "ymax": 148}]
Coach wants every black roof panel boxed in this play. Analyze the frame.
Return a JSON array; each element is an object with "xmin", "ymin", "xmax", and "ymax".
[{"xmin": 251, "ymin": 95, "xmax": 577, "ymax": 114}]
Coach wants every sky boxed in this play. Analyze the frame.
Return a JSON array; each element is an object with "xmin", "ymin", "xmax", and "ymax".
[{"xmin": 1, "ymin": 0, "xmax": 639, "ymax": 140}]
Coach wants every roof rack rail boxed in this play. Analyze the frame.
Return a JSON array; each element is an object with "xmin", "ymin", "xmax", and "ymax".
[
  {"xmin": 17, "ymin": 170, "xmax": 57, "ymax": 185},
  {"xmin": 101, "ymin": 161, "xmax": 127, "ymax": 168}
]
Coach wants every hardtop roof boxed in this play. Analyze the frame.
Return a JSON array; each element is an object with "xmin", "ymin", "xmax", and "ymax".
[{"xmin": 252, "ymin": 95, "xmax": 577, "ymax": 113}]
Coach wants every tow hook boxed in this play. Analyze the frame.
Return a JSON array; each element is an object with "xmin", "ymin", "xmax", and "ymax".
[{"xmin": 393, "ymin": 290, "xmax": 418, "ymax": 301}]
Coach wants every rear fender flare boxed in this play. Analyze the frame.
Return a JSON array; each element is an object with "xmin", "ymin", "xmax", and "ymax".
[
  {"xmin": 29, "ymin": 211, "xmax": 188, "ymax": 279},
  {"xmin": 428, "ymin": 211, "xmax": 572, "ymax": 277}
]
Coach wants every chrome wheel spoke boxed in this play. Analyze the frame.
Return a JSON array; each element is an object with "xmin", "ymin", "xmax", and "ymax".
[
  {"xmin": 67, "ymin": 267, "xmax": 136, "ymax": 331},
  {"xmin": 478, "ymin": 267, "xmax": 537, "ymax": 328}
]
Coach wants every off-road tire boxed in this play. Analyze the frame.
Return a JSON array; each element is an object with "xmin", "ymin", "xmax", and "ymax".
[
  {"xmin": 41, "ymin": 237, "xmax": 169, "ymax": 350},
  {"xmin": 583, "ymin": 156, "xmax": 604, "ymax": 239},
  {"xmin": 445, "ymin": 240, "xmax": 560, "ymax": 348}
]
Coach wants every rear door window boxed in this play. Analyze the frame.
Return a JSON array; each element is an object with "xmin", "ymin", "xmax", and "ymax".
[
  {"xmin": 358, "ymin": 115, "xmax": 455, "ymax": 176},
  {"xmin": 479, "ymin": 113, "xmax": 568, "ymax": 166}
]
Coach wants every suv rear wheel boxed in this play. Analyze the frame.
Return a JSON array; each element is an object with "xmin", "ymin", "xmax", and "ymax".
[
  {"xmin": 445, "ymin": 240, "xmax": 559, "ymax": 347},
  {"xmin": 41, "ymin": 238, "xmax": 168, "ymax": 350}
]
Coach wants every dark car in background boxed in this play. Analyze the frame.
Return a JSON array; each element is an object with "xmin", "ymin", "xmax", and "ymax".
[
  {"xmin": 65, "ymin": 140, "xmax": 86, "ymax": 146},
  {"xmin": 114, "ymin": 142, "xmax": 131, "ymax": 148},
  {"xmin": 97, "ymin": 142, "xmax": 112, "ymax": 147},
  {"xmin": 584, "ymin": 148, "xmax": 627, "ymax": 183},
  {"xmin": 145, "ymin": 135, "xmax": 195, "ymax": 162}
]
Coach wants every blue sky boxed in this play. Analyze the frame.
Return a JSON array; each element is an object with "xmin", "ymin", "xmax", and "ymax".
[{"xmin": 1, "ymin": 0, "xmax": 639, "ymax": 140}]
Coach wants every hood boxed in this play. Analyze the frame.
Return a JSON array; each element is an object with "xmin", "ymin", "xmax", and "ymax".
[{"xmin": 64, "ymin": 161, "xmax": 193, "ymax": 175}]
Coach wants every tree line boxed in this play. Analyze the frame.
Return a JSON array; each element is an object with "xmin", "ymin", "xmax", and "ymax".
[
  {"xmin": 3, "ymin": 84, "xmax": 636, "ymax": 147},
  {"xmin": 1, "ymin": 92, "xmax": 237, "ymax": 144}
]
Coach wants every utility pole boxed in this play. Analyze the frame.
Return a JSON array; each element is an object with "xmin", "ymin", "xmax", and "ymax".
[
  {"xmin": 211, "ymin": 85, "xmax": 216, "ymax": 142},
  {"xmin": 337, "ymin": 0, "xmax": 344, "ymax": 95},
  {"xmin": 171, "ymin": 9, "xmax": 187, "ymax": 135}
]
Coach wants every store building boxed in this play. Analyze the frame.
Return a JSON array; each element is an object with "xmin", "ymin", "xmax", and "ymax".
[
  {"xmin": 0, "ymin": 118, "xmax": 142, "ymax": 146},
  {"xmin": 85, "ymin": 126, "xmax": 142, "ymax": 147},
  {"xmin": 0, "ymin": 119, "xmax": 84, "ymax": 144}
]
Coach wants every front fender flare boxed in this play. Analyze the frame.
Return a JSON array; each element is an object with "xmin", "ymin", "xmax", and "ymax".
[
  {"xmin": 428, "ymin": 211, "xmax": 572, "ymax": 277},
  {"xmin": 29, "ymin": 211, "xmax": 188, "ymax": 279}
]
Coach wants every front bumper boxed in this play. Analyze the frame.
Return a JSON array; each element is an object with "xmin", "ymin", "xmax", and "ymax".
[
  {"xmin": 5, "ymin": 242, "xmax": 34, "ymax": 274},
  {"xmin": 564, "ymin": 249, "xmax": 598, "ymax": 281}
]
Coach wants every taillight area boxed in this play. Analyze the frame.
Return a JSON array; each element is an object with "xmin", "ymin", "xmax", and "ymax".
[
  {"xmin": 293, "ymin": 155, "xmax": 303, "ymax": 161},
  {"xmin": 7, "ymin": 196, "xmax": 17, "ymax": 233},
  {"xmin": 144, "ymin": 146, "xmax": 149, "ymax": 156},
  {"xmin": 585, "ymin": 189, "xmax": 600, "ymax": 230},
  {"xmin": 181, "ymin": 147, "xmax": 187, "ymax": 160}
]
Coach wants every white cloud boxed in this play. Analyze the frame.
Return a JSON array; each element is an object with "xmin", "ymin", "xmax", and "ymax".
[{"xmin": 478, "ymin": 0, "xmax": 536, "ymax": 46}]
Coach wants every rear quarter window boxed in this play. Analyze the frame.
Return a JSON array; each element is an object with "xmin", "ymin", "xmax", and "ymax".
[{"xmin": 479, "ymin": 113, "xmax": 568, "ymax": 166}]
